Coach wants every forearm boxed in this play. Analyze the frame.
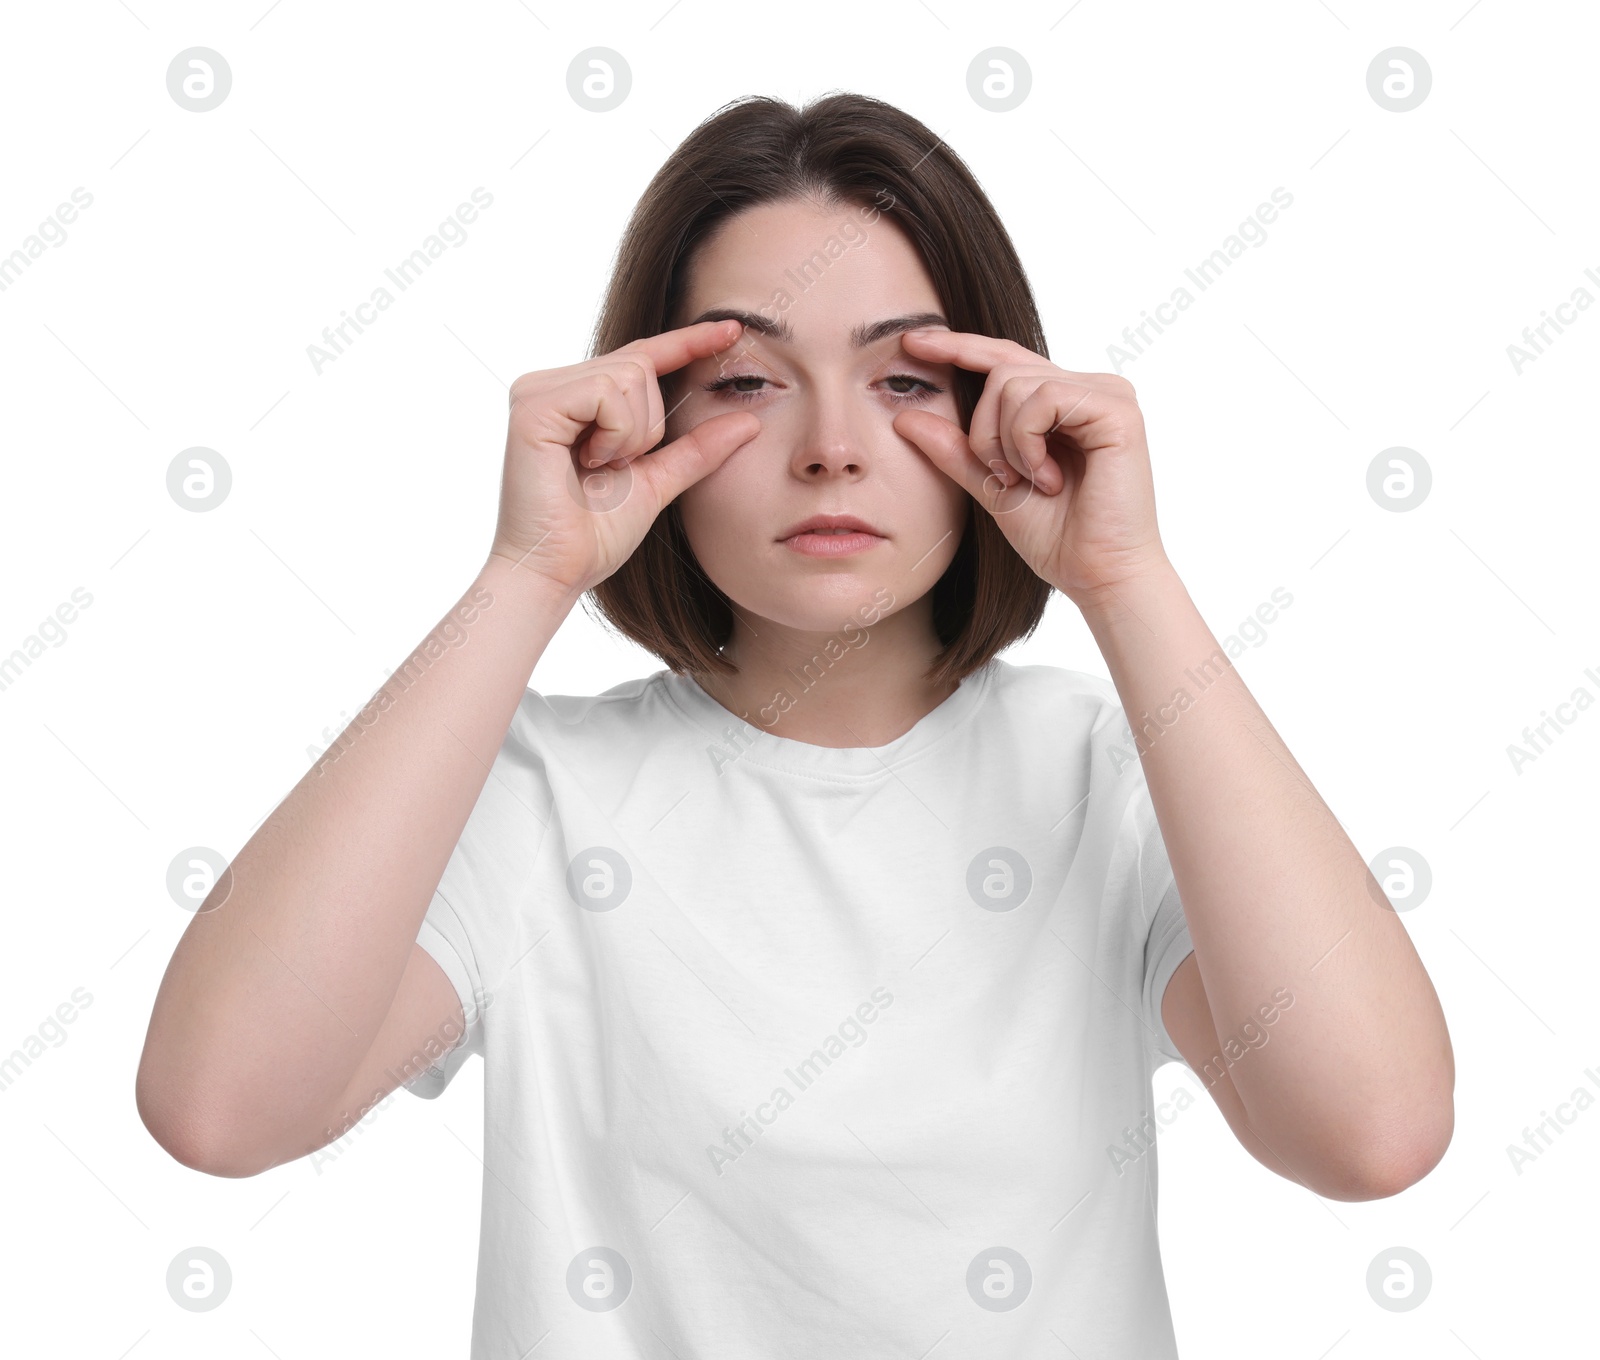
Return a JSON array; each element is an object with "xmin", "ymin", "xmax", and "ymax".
[
  {"xmin": 1079, "ymin": 562, "xmax": 1454, "ymax": 1189},
  {"xmin": 137, "ymin": 554, "xmax": 578, "ymax": 1159}
]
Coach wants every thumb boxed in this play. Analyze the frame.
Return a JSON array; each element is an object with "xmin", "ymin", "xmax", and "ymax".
[
  {"xmin": 638, "ymin": 411, "xmax": 762, "ymax": 508},
  {"xmin": 893, "ymin": 409, "xmax": 1004, "ymax": 503}
]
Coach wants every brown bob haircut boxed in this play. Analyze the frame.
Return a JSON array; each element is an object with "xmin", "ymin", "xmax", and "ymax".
[{"xmin": 585, "ymin": 91, "xmax": 1053, "ymax": 688}]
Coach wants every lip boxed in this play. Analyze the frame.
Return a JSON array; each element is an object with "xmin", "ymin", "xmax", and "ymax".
[
  {"xmin": 777, "ymin": 513, "xmax": 887, "ymax": 560},
  {"xmin": 783, "ymin": 531, "xmax": 882, "ymax": 558},
  {"xmin": 776, "ymin": 513, "xmax": 885, "ymax": 541}
]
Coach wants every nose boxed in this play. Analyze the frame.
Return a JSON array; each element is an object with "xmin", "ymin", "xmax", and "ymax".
[{"xmin": 788, "ymin": 378, "xmax": 875, "ymax": 480}]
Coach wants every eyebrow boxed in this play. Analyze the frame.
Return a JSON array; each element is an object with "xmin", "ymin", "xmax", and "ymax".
[{"xmin": 688, "ymin": 307, "xmax": 948, "ymax": 350}]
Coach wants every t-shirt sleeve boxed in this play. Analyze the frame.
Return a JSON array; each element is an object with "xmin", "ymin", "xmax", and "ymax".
[
  {"xmin": 404, "ymin": 890, "xmax": 490, "ymax": 1099},
  {"xmin": 1086, "ymin": 688, "xmax": 1196, "ymax": 1071},
  {"xmin": 402, "ymin": 701, "xmax": 546, "ymax": 1099},
  {"xmin": 1144, "ymin": 877, "xmax": 1195, "ymax": 1069}
]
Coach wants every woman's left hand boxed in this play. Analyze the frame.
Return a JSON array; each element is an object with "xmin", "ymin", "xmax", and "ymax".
[{"xmin": 893, "ymin": 328, "xmax": 1171, "ymax": 611}]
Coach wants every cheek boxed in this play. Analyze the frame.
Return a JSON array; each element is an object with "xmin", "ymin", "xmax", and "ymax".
[
  {"xmin": 662, "ymin": 384, "xmax": 737, "ymax": 450},
  {"xmin": 922, "ymin": 467, "xmax": 974, "ymax": 533},
  {"xmin": 671, "ymin": 385, "xmax": 964, "ymax": 490},
  {"xmin": 674, "ymin": 466, "xmax": 746, "ymax": 562}
]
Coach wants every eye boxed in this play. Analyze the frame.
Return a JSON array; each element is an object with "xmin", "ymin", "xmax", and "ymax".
[
  {"xmin": 880, "ymin": 373, "xmax": 944, "ymax": 404},
  {"xmin": 702, "ymin": 373, "xmax": 771, "ymax": 401},
  {"xmin": 701, "ymin": 372, "xmax": 946, "ymax": 405}
]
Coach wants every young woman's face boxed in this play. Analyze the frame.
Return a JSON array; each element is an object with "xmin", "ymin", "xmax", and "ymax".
[{"xmin": 666, "ymin": 196, "xmax": 970, "ymax": 641}]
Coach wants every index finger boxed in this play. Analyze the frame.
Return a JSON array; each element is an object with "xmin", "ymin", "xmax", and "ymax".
[
  {"xmin": 614, "ymin": 318, "xmax": 745, "ymax": 376},
  {"xmin": 899, "ymin": 327, "xmax": 1042, "ymax": 373}
]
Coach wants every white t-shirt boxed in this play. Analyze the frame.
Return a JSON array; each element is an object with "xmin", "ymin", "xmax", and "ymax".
[{"xmin": 404, "ymin": 655, "xmax": 1196, "ymax": 1358}]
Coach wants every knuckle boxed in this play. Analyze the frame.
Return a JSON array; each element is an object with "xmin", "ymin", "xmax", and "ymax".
[{"xmin": 619, "ymin": 354, "xmax": 656, "ymax": 384}]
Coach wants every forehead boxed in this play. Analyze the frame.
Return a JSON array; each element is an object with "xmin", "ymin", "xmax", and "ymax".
[{"xmin": 678, "ymin": 197, "xmax": 944, "ymax": 342}]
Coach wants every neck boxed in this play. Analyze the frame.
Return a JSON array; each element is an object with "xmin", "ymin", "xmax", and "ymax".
[{"xmin": 699, "ymin": 603, "xmax": 958, "ymax": 749}]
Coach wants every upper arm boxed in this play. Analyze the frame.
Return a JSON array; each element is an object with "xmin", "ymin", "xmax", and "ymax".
[
  {"xmin": 301, "ymin": 943, "xmax": 468, "ymax": 1157},
  {"xmin": 1162, "ymin": 953, "xmax": 1256, "ymax": 1162},
  {"xmin": 1162, "ymin": 952, "xmax": 1300, "ymax": 1185}
]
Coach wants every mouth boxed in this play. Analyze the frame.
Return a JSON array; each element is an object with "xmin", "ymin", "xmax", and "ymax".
[
  {"xmin": 777, "ymin": 514, "xmax": 886, "ymax": 559},
  {"xmin": 776, "ymin": 513, "xmax": 885, "ymax": 541}
]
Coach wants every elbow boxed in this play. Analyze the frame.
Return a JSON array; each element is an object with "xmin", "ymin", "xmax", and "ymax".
[
  {"xmin": 1364, "ymin": 1119, "xmax": 1454, "ymax": 1199},
  {"xmin": 1323, "ymin": 1097, "xmax": 1456, "ymax": 1202},
  {"xmin": 1325, "ymin": 1040, "xmax": 1457, "ymax": 1200},
  {"xmin": 135, "ymin": 1064, "xmax": 270, "ymax": 1180}
]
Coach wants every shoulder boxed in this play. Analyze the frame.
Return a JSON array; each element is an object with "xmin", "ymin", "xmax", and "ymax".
[
  {"xmin": 502, "ymin": 668, "xmax": 689, "ymax": 760},
  {"xmin": 518, "ymin": 670, "xmax": 662, "ymax": 725},
  {"xmin": 985, "ymin": 660, "xmax": 1151, "ymax": 804},
  {"xmin": 985, "ymin": 657, "xmax": 1128, "ymax": 733}
]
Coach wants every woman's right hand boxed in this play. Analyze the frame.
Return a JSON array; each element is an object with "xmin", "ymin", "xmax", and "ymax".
[{"xmin": 488, "ymin": 318, "xmax": 759, "ymax": 598}]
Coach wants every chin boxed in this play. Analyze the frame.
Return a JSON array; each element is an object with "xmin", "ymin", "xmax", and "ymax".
[{"xmin": 744, "ymin": 579, "xmax": 904, "ymax": 632}]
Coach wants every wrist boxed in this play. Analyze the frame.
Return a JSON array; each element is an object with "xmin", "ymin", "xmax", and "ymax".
[
  {"xmin": 477, "ymin": 550, "xmax": 586, "ymax": 619},
  {"xmin": 1071, "ymin": 556, "xmax": 1187, "ymax": 633}
]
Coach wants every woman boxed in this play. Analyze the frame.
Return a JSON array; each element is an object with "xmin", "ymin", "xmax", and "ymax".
[{"xmin": 138, "ymin": 91, "xmax": 1454, "ymax": 1357}]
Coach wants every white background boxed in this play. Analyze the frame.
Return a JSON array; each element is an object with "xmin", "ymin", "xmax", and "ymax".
[{"xmin": 1, "ymin": 0, "xmax": 1594, "ymax": 1355}]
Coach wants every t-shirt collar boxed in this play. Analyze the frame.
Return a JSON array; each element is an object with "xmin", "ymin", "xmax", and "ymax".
[{"xmin": 657, "ymin": 656, "xmax": 999, "ymax": 780}]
